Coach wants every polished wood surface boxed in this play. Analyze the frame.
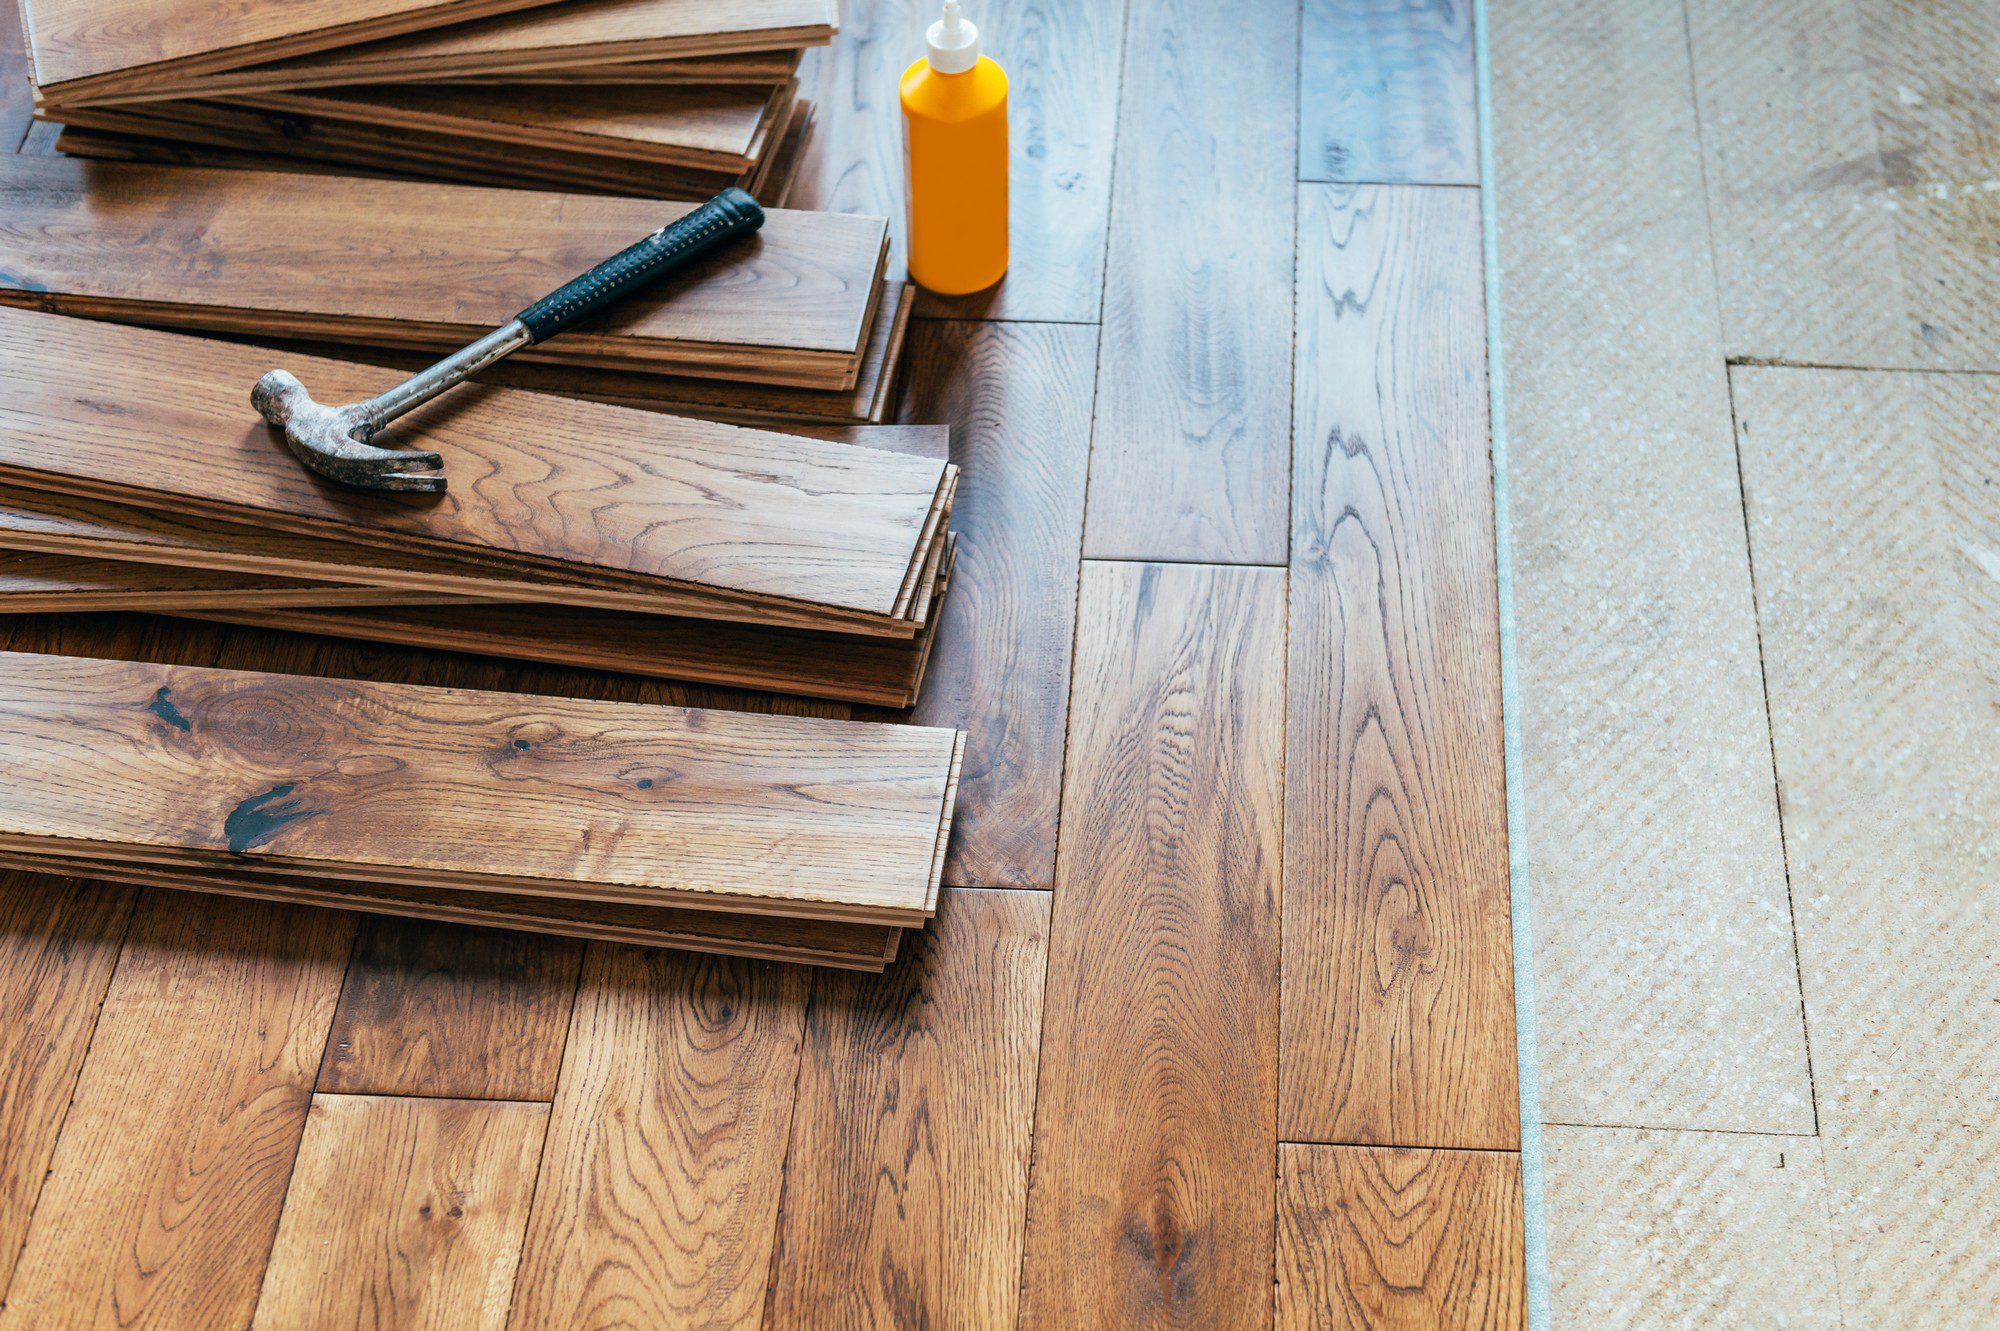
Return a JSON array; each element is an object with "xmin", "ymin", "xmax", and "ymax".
[
  {"xmin": 1282, "ymin": 185, "xmax": 1517, "ymax": 1150},
  {"xmin": 0, "ymin": 158, "xmax": 887, "ymax": 382},
  {"xmin": 1020, "ymin": 562, "xmax": 1288, "ymax": 1327},
  {"xmin": 0, "ymin": 5, "xmax": 1526, "ymax": 1321},
  {"xmin": 0, "ymin": 651, "xmax": 959, "ymax": 920},
  {"xmin": 252, "ymin": 1093, "xmax": 546, "ymax": 1331}
]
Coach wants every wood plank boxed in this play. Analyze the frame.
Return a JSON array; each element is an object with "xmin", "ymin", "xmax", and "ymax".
[
  {"xmin": 109, "ymin": 0, "xmax": 837, "ymax": 102},
  {"xmin": 0, "ymin": 891, "xmax": 354, "ymax": 1331},
  {"xmin": 766, "ymin": 887, "xmax": 1050, "ymax": 1327},
  {"xmin": 252, "ymin": 1094, "xmax": 547, "ymax": 1331},
  {"xmin": 0, "ymin": 0, "xmax": 33, "ymax": 152},
  {"xmin": 1282, "ymin": 184, "xmax": 1517, "ymax": 1149},
  {"xmin": 1299, "ymin": 0, "xmax": 1478, "ymax": 185},
  {"xmin": 1275, "ymin": 1144, "xmax": 1525, "ymax": 1329},
  {"xmin": 0, "ymin": 158, "xmax": 887, "ymax": 384},
  {"xmin": 1081, "ymin": 0, "xmax": 1296, "ymax": 563},
  {"xmin": 0, "ymin": 550, "xmax": 468, "ymax": 611},
  {"xmin": 319, "ymin": 918, "xmax": 582, "ymax": 1100},
  {"xmin": 1732, "ymin": 364, "xmax": 2000, "ymax": 1319},
  {"xmin": 1490, "ymin": 0, "xmax": 1814, "ymax": 1131},
  {"xmin": 879, "ymin": 321, "xmax": 1094, "ymax": 886},
  {"xmin": 0, "ymin": 308, "xmax": 948, "ymax": 630},
  {"xmin": 1019, "ymin": 561, "xmax": 1287, "ymax": 1327},
  {"xmin": 19, "ymin": 0, "xmax": 562, "ymax": 101},
  {"xmin": 792, "ymin": 0, "xmax": 1126, "ymax": 322},
  {"xmin": 0, "ymin": 872, "xmax": 134, "ymax": 1303},
  {"xmin": 508, "ymin": 945, "xmax": 807, "ymax": 1329},
  {"xmin": 0, "ymin": 650, "xmax": 961, "ymax": 923},
  {"xmin": 1689, "ymin": 0, "xmax": 2000, "ymax": 371}
]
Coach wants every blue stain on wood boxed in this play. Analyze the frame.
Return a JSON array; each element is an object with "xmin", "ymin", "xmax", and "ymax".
[
  {"xmin": 224, "ymin": 783, "xmax": 318, "ymax": 854},
  {"xmin": 145, "ymin": 687, "xmax": 192, "ymax": 732}
]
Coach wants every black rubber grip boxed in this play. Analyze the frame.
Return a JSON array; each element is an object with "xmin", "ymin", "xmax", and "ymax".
[{"xmin": 514, "ymin": 187, "xmax": 765, "ymax": 343}]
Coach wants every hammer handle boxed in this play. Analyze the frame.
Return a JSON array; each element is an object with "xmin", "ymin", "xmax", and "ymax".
[{"xmin": 514, "ymin": 187, "xmax": 765, "ymax": 343}]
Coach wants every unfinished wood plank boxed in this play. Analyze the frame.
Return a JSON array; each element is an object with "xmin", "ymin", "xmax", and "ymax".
[
  {"xmin": 767, "ymin": 887, "xmax": 1049, "ymax": 1327},
  {"xmin": 235, "ymin": 80, "xmax": 793, "ymax": 174},
  {"xmin": 509, "ymin": 946, "xmax": 806, "ymax": 1329},
  {"xmin": 0, "ymin": 872, "xmax": 134, "ymax": 1304},
  {"xmin": 1019, "ymin": 561, "xmax": 1287, "ymax": 1327},
  {"xmin": 19, "ymin": 0, "xmax": 562, "ymax": 102},
  {"xmin": 880, "ymin": 321, "xmax": 1094, "ymax": 886},
  {"xmin": 1300, "ymin": 0, "xmax": 1478, "ymax": 185},
  {"xmin": 1490, "ymin": 0, "xmax": 1814, "ymax": 1131},
  {"xmin": 111, "ymin": 0, "xmax": 837, "ymax": 102},
  {"xmin": 1081, "ymin": 0, "xmax": 1296, "ymax": 563},
  {"xmin": 0, "ymin": 651, "xmax": 960, "ymax": 922},
  {"xmin": 252, "ymin": 1094, "xmax": 546, "ymax": 1331},
  {"xmin": 0, "ymin": 309, "xmax": 948, "ymax": 629},
  {"xmin": 319, "ymin": 918, "xmax": 582, "ymax": 1100},
  {"xmin": 0, "ymin": 158, "xmax": 887, "ymax": 384},
  {"xmin": 793, "ymin": 0, "xmax": 1126, "ymax": 322},
  {"xmin": 1689, "ymin": 0, "xmax": 2000, "ymax": 370},
  {"xmin": 0, "ymin": 892, "xmax": 353, "ymax": 1331},
  {"xmin": 1282, "ymin": 185, "xmax": 1516, "ymax": 1150},
  {"xmin": 1276, "ymin": 1144, "xmax": 1525, "ymax": 1329}
]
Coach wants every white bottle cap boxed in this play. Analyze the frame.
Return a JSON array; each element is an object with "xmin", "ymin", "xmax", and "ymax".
[{"xmin": 926, "ymin": 0, "xmax": 980, "ymax": 74}]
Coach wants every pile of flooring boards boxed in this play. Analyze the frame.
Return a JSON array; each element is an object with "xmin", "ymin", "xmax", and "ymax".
[{"xmin": 18, "ymin": 0, "xmax": 835, "ymax": 202}]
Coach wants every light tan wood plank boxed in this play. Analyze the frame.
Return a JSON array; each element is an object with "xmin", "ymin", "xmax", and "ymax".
[
  {"xmin": 1689, "ymin": 0, "xmax": 2000, "ymax": 370},
  {"xmin": 1733, "ymin": 364, "xmax": 2000, "ymax": 1319},
  {"xmin": 253, "ymin": 1094, "xmax": 547, "ymax": 1331},
  {"xmin": 0, "ymin": 872, "xmax": 134, "ymax": 1302},
  {"xmin": 767, "ymin": 888, "xmax": 1050, "ymax": 1327},
  {"xmin": 1082, "ymin": 0, "xmax": 1297, "ymax": 563},
  {"xmin": 1276, "ymin": 1144, "xmax": 1525, "ymax": 1329},
  {"xmin": 880, "ymin": 320, "xmax": 1095, "ymax": 886},
  {"xmin": 1490, "ymin": 0, "xmax": 1814, "ymax": 1131},
  {"xmin": 0, "ymin": 650, "xmax": 959, "ymax": 922},
  {"xmin": 1282, "ymin": 184, "xmax": 1516, "ymax": 1149},
  {"xmin": 792, "ymin": 0, "xmax": 1126, "ymax": 322},
  {"xmin": 319, "ymin": 918, "xmax": 583, "ymax": 1100},
  {"xmin": 0, "ymin": 892, "xmax": 354, "ymax": 1331},
  {"xmin": 1020, "ymin": 561, "xmax": 1287, "ymax": 1327},
  {"xmin": 1300, "ymin": 0, "xmax": 1478, "ymax": 185},
  {"xmin": 508, "ymin": 946, "xmax": 807, "ymax": 1330},
  {"xmin": 0, "ymin": 158, "xmax": 886, "ymax": 382}
]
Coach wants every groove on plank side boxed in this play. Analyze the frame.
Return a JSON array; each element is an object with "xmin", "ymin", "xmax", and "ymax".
[
  {"xmin": 1020, "ymin": 561, "xmax": 1287, "ymax": 1327},
  {"xmin": 1281, "ymin": 184, "xmax": 1517, "ymax": 1150}
]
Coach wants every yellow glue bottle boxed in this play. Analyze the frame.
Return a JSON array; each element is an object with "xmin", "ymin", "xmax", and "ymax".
[{"xmin": 900, "ymin": 0, "xmax": 1008, "ymax": 295}]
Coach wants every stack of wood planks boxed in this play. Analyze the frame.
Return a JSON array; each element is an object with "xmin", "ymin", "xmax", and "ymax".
[
  {"xmin": 0, "ymin": 650, "xmax": 962, "ymax": 969},
  {"xmin": 18, "ymin": 0, "xmax": 835, "ymax": 201},
  {"xmin": 0, "ymin": 306, "xmax": 957, "ymax": 707}
]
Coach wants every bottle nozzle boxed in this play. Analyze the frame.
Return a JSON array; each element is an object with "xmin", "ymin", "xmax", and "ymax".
[{"xmin": 926, "ymin": 0, "xmax": 980, "ymax": 74}]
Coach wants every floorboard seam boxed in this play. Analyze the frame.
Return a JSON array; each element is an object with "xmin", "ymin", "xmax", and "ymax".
[
  {"xmin": 1542, "ymin": 1120, "xmax": 1819, "ymax": 1140},
  {"xmin": 1727, "ymin": 355, "xmax": 2000, "ymax": 377},
  {"xmin": 1473, "ymin": 3, "xmax": 1552, "ymax": 1325}
]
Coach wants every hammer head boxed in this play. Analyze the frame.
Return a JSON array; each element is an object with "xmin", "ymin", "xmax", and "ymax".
[{"xmin": 252, "ymin": 370, "xmax": 447, "ymax": 493}]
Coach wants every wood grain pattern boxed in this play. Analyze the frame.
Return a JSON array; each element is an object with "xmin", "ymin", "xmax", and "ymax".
[
  {"xmin": 1276, "ymin": 1144, "xmax": 1525, "ymax": 1329},
  {"xmin": 792, "ymin": 0, "xmax": 1126, "ymax": 322},
  {"xmin": 0, "ymin": 158, "xmax": 887, "ymax": 383},
  {"xmin": 1081, "ymin": 0, "xmax": 1297, "ymax": 563},
  {"xmin": 0, "ymin": 308, "xmax": 948, "ymax": 628},
  {"xmin": 881, "ymin": 321, "xmax": 1094, "ymax": 886},
  {"xmin": 1020, "ymin": 561, "xmax": 1287, "ymax": 1328},
  {"xmin": 0, "ymin": 891, "xmax": 353, "ymax": 1331},
  {"xmin": 20, "ymin": 0, "xmax": 561, "ymax": 100},
  {"xmin": 252, "ymin": 1094, "xmax": 548, "ymax": 1331},
  {"xmin": 1282, "ymin": 185, "xmax": 1517, "ymax": 1149},
  {"xmin": 1300, "ymin": 0, "xmax": 1478, "ymax": 185},
  {"xmin": 116, "ymin": 0, "xmax": 836, "ymax": 101},
  {"xmin": 0, "ymin": 550, "xmax": 466, "ymax": 611},
  {"xmin": 767, "ymin": 887, "xmax": 1050, "ymax": 1328},
  {"xmin": 509, "ymin": 945, "xmax": 807, "ymax": 1329},
  {"xmin": 0, "ymin": 650, "xmax": 961, "ymax": 921},
  {"xmin": 0, "ymin": 872, "xmax": 134, "ymax": 1303},
  {"xmin": 320, "ymin": 918, "xmax": 582, "ymax": 1100}
]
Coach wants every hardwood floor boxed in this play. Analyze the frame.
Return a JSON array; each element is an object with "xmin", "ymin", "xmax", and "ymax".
[{"xmin": 0, "ymin": 2, "xmax": 1526, "ymax": 1325}]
